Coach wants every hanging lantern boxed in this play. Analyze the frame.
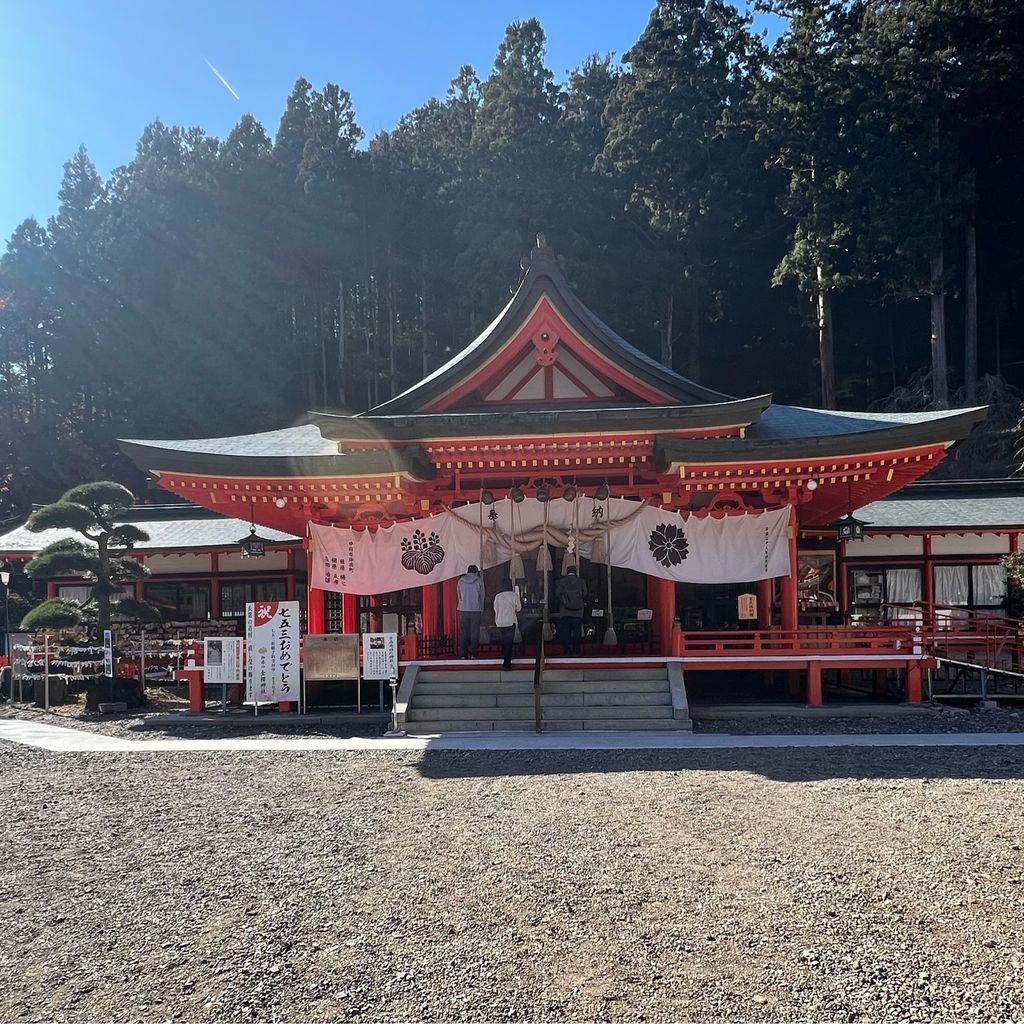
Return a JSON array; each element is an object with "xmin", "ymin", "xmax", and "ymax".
[
  {"xmin": 238, "ymin": 527, "xmax": 268, "ymax": 559},
  {"xmin": 834, "ymin": 513, "xmax": 870, "ymax": 542},
  {"xmin": 238, "ymin": 502, "xmax": 270, "ymax": 558}
]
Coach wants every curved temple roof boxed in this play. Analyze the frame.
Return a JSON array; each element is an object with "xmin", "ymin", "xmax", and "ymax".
[
  {"xmin": 366, "ymin": 241, "xmax": 733, "ymax": 414},
  {"xmin": 118, "ymin": 240, "xmax": 988, "ymax": 491}
]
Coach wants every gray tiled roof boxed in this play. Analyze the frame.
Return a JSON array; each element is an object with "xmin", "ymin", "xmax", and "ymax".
[
  {"xmin": 856, "ymin": 495, "xmax": 1024, "ymax": 530},
  {"xmin": 0, "ymin": 515, "xmax": 301, "ymax": 556},
  {"xmin": 119, "ymin": 424, "xmax": 338, "ymax": 458},
  {"xmin": 751, "ymin": 405, "xmax": 975, "ymax": 439}
]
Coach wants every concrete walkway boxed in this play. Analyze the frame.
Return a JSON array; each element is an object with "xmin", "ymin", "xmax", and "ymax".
[{"xmin": 3, "ymin": 717, "xmax": 1024, "ymax": 753}]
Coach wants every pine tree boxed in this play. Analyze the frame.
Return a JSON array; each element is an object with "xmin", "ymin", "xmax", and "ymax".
[{"xmin": 23, "ymin": 482, "xmax": 157, "ymax": 709}]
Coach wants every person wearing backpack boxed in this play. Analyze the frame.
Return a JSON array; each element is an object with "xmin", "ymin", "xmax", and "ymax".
[{"xmin": 555, "ymin": 565, "xmax": 587, "ymax": 655}]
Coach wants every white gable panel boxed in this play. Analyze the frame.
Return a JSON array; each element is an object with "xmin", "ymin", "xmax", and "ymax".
[
  {"xmin": 481, "ymin": 355, "xmax": 538, "ymax": 401},
  {"xmin": 551, "ymin": 368, "xmax": 587, "ymax": 400},
  {"xmin": 557, "ymin": 347, "xmax": 615, "ymax": 398},
  {"xmin": 515, "ymin": 370, "xmax": 546, "ymax": 400}
]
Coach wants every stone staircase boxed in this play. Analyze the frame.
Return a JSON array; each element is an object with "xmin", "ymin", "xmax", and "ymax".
[{"xmin": 401, "ymin": 664, "xmax": 691, "ymax": 733}]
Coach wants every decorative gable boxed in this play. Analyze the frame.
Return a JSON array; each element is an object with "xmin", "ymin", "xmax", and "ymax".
[{"xmin": 425, "ymin": 296, "xmax": 674, "ymax": 412}]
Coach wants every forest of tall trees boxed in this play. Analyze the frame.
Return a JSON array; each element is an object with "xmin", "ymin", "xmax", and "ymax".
[{"xmin": 2, "ymin": 0, "xmax": 1023, "ymax": 521}]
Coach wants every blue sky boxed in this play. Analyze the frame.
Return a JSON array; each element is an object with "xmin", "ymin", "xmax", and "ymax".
[{"xmin": 0, "ymin": 1, "xmax": 780, "ymax": 244}]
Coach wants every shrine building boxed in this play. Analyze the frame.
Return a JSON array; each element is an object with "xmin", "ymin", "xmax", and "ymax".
[{"xmin": 116, "ymin": 239, "xmax": 990, "ymax": 712}]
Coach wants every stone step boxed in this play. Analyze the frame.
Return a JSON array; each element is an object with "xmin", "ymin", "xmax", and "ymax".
[
  {"xmin": 417, "ymin": 670, "xmax": 538, "ymax": 683},
  {"xmin": 415, "ymin": 679, "xmax": 667, "ymax": 697},
  {"xmin": 583, "ymin": 718, "xmax": 689, "ymax": 730},
  {"xmin": 542, "ymin": 718, "xmax": 688, "ymax": 731},
  {"xmin": 414, "ymin": 694, "xmax": 502, "ymax": 709},
  {"xmin": 580, "ymin": 668, "xmax": 667, "ymax": 681},
  {"xmin": 416, "ymin": 667, "xmax": 668, "ymax": 683},
  {"xmin": 582, "ymin": 691, "xmax": 671, "ymax": 706},
  {"xmin": 544, "ymin": 705, "xmax": 674, "ymax": 720},
  {"xmin": 415, "ymin": 681, "xmax": 535, "ymax": 696},
  {"xmin": 404, "ymin": 721, "xmax": 531, "ymax": 734},
  {"xmin": 408, "ymin": 706, "xmax": 536, "ymax": 722},
  {"xmin": 544, "ymin": 679, "xmax": 667, "ymax": 694}
]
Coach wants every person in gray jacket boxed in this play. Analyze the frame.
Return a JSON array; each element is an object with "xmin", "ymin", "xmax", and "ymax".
[
  {"xmin": 457, "ymin": 564, "xmax": 485, "ymax": 658},
  {"xmin": 555, "ymin": 565, "xmax": 587, "ymax": 655}
]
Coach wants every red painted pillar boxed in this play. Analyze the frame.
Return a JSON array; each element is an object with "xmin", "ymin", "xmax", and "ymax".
[
  {"xmin": 807, "ymin": 661, "xmax": 823, "ymax": 706},
  {"xmin": 306, "ymin": 548, "xmax": 325, "ymax": 635},
  {"xmin": 647, "ymin": 576, "xmax": 676, "ymax": 656},
  {"xmin": 422, "ymin": 583, "xmax": 441, "ymax": 638},
  {"xmin": 780, "ymin": 506, "xmax": 799, "ymax": 633},
  {"xmin": 922, "ymin": 535, "xmax": 934, "ymax": 626},
  {"xmin": 442, "ymin": 577, "xmax": 458, "ymax": 637},
  {"xmin": 756, "ymin": 578, "xmax": 773, "ymax": 629},
  {"xmin": 906, "ymin": 663, "xmax": 923, "ymax": 704},
  {"xmin": 341, "ymin": 594, "xmax": 358, "ymax": 633},
  {"xmin": 837, "ymin": 540, "xmax": 848, "ymax": 620},
  {"xmin": 47, "ymin": 581, "xmax": 58, "ymax": 599}
]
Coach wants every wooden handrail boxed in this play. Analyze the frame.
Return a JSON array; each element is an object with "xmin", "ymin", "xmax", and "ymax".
[{"xmin": 533, "ymin": 612, "xmax": 546, "ymax": 733}]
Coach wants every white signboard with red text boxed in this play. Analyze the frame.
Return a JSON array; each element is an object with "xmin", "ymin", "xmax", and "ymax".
[{"xmin": 245, "ymin": 601, "xmax": 300, "ymax": 703}]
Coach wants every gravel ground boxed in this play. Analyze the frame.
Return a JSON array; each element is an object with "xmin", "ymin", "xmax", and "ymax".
[
  {"xmin": 694, "ymin": 705, "xmax": 1024, "ymax": 735},
  {"xmin": 6, "ymin": 701, "xmax": 1024, "ymax": 742},
  {"xmin": 2, "ymin": 744, "xmax": 1023, "ymax": 1023}
]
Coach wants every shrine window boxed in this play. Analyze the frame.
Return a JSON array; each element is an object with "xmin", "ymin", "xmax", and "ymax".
[
  {"xmin": 144, "ymin": 581, "xmax": 211, "ymax": 621},
  {"xmin": 220, "ymin": 579, "xmax": 288, "ymax": 618}
]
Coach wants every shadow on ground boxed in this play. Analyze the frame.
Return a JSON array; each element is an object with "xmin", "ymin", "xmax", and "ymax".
[{"xmin": 414, "ymin": 744, "xmax": 1024, "ymax": 784}]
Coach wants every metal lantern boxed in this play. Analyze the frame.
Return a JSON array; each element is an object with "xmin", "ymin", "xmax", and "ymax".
[
  {"xmin": 238, "ymin": 527, "xmax": 267, "ymax": 558},
  {"xmin": 835, "ymin": 513, "xmax": 869, "ymax": 542}
]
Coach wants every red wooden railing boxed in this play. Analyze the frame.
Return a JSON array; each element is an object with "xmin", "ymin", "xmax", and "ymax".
[
  {"xmin": 675, "ymin": 625, "xmax": 920, "ymax": 657},
  {"xmin": 891, "ymin": 602, "xmax": 1024, "ymax": 676}
]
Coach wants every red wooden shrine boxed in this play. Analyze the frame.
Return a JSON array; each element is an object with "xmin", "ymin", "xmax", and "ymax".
[{"xmin": 120, "ymin": 239, "xmax": 986, "ymax": 703}]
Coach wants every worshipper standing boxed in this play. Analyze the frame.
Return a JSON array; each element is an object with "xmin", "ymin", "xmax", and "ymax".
[
  {"xmin": 555, "ymin": 565, "xmax": 587, "ymax": 656},
  {"xmin": 457, "ymin": 564, "xmax": 485, "ymax": 658},
  {"xmin": 492, "ymin": 580, "xmax": 522, "ymax": 671}
]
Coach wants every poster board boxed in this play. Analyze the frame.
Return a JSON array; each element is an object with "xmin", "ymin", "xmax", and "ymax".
[
  {"xmin": 102, "ymin": 629, "xmax": 113, "ymax": 676},
  {"xmin": 737, "ymin": 593, "xmax": 758, "ymax": 620},
  {"xmin": 304, "ymin": 634, "xmax": 360, "ymax": 681},
  {"xmin": 204, "ymin": 637, "xmax": 243, "ymax": 685},
  {"xmin": 245, "ymin": 601, "xmax": 300, "ymax": 702},
  {"xmin": 361, "ymin": 633, "xmax": 399, "ymax": 680}
]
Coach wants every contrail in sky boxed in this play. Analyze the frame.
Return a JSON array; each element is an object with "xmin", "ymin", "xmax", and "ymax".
[{"xmin": 203, "ymin": 56, "xmax": 240, "ymax": 100}]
